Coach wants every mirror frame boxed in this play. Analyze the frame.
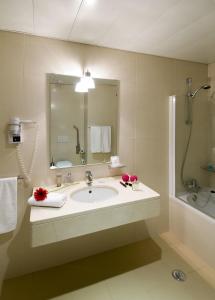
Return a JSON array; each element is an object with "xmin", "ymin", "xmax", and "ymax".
[{"xmin": 47, "ymin": 73, "xmax": 120, "ymax": 169}]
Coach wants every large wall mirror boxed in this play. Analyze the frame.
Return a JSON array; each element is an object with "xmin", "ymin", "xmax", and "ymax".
[{"xmin": 48, "ymin": 74, "xmax": 119, "ymax": 168}]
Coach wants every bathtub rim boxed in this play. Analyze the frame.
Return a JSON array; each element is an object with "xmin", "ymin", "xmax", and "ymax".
[{"xmin": 170, "ymin": 195, "xmax": 215, "ymax": 224}]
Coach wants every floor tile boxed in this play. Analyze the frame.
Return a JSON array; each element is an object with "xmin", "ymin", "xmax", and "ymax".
[
  {"xmin": 183, "ymin": 272, "xmax": 215, "ymax": 300},
  {"xmin": 151, "ymin": 236, "xmax": 170, "ymax": 251},
  {"xmin": 134, "ymin": 260, "xmax": 215, "ymax": 300},
  {"xmin": 51, "ymin": 282, "xmax": 112, "ymax": 300},
  {"xmin": 1, "ymin": 239, "xmax": 214, "ymax": 300},
  {"xmin": 134, "ymin": 260, "xmax": 175, "ymax": 291},
  {"xmin": 105, "ymin": 270, "xmax": 149, "ymax": 300},
  {"xmin": 161, "ymin": 247, "xmax": 194, "ymax": 273}
]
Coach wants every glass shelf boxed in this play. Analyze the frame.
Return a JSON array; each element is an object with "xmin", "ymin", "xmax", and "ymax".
[
  {"xmin": 108, "ymin": 164, "xmax": 126, "ymax": 169},
  {"xmin": 201, "ymin": 166, "xmax": 215, "ymax": 173}
]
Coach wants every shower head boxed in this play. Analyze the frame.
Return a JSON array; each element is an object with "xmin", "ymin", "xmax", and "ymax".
[
  {"xmin": 190, "ymin": 84, "xmax": 211, "ymax": 98},
  {"xmin": 202, "ymin": 84, "xmax": 211, "ymax": 90},
  {"xmin": 185, "ymin": 78, "xmax": 211, "ymax": 125}
]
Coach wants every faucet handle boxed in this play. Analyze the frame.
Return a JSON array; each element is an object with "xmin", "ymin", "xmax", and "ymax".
[
  {"xmin": 85, "ymin": 170, "xmax": 92, "ymax": 176},
  {"xmin": 185, "ymin": 178, "xmax": 200, "ymax": 192}
]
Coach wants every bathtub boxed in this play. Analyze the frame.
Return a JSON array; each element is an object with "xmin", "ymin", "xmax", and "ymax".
[
  {"xmin": 169, "ymin": 194, "xmax": 215, "ymax": 271},
  {"xmin": 178, "ymin": 188, "xmax": 215, "ymax": 219}
]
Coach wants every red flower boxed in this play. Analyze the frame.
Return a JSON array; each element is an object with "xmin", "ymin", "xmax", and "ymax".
[
  {"xmin": 122, "ymin": 173, "xmax": 129, "ymax": 183},
  {"xmin": 130, "ymin": 175, "xmax": 138, "ymax": 182},
  {"xmin": 34, "ymin": 188, "xmax": 48, "ymax": 201}
]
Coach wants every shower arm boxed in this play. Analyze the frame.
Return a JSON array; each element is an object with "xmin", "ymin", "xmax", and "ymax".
[
  {"xmin": 185, "ymin": 80, "xmax": 211, "ymax": 124},
  {"xmin": 188, "ymin": 84, "xmax": 211, "ymax": 99},
  {"xmin": 73, "ymin": 125, "xmax": 81, "ymax": 154},
  {"xmin": 188, "ymin": 86, "xmax": 202, "ymax": 98}
]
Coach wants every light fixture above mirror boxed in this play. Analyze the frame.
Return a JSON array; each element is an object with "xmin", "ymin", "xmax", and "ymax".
[
  {"xmin": 75, "ymin": 79, "xmax": 88, "ymax": 93},
  {"xmin": 75, "ymin": 70, "xmax": 95, "ymax": 93}
]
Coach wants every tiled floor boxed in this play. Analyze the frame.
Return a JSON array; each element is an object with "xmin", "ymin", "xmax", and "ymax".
[
  {"xmin": 51, "ymin": 238, "xmax": 215, "ymax": 300},
  {"xmin": 1, "ymin": 237, "xmax": 215, "ymax": 300}
]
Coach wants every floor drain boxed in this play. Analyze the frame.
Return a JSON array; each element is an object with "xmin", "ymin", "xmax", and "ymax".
[{"xmin": 172, "ymin": 270, "xmax": 186, "ymax": 282}]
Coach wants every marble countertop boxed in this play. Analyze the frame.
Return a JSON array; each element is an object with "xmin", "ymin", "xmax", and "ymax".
[{"xmin": 30, "ymin": 176, "xmax": 160, "ymax": 224}]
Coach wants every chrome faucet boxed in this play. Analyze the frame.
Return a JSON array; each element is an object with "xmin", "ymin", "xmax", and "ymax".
[
  {"xmin": 85, "ymin": 170, "xmax": 93, "ymax": 186},
  {"xmin": 185, "ymin": 178, "xmax": 200, "ymax": 193}
]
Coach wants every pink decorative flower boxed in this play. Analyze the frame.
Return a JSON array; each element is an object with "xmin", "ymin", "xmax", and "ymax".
[
  {"xmin": 122, "ymin": 173, "xmax": 129, "ymax": 183},
  {"xmin": 130, "ymin": 175, "xmax": 138, "ymax": 182}
]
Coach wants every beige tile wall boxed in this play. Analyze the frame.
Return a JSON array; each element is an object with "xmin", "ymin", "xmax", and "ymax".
[{"xmin": 0, "ymin": 30, "xmax": 208, "ymax": 285}]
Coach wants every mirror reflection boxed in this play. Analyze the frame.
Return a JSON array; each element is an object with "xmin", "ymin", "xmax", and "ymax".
[{"xmin": 48, "ymin": 74, "xmax": 119, "ymax": 168}]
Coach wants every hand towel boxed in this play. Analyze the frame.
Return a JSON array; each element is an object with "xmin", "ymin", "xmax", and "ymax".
[
  {"xmin": 0, "ymin": 177, "xmax": 17, "ymax": 234},
  {"xmin": 90, "ymin": 126, "xmax": 102, "ymax": 153},
  {"xmin": 101, "ymin": 126, "xmax": 111, "ymax": 153},
  {"xmin": 28, "ymin": 192, "xmax": 66, "ymax": 208}
]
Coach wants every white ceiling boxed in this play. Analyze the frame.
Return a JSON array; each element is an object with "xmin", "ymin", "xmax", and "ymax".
[{"xmin": 0, "ymin": 0, "xmax": 215, "ymax": 63}]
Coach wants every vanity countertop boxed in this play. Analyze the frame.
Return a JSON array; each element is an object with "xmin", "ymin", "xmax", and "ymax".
[{"xmin": 30, "ymin": 176, "xmax": 160, "ymax": 224}]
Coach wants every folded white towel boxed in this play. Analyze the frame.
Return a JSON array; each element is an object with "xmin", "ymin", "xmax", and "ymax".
[
  {"xmin": 90, "ymin": 126, "xmax": 102, "ymax": 153},
  {"xmin": 101, "ymin": 126, "xmax": 111, "ymax": 153},
  {"xmin": 28, "ymin": 192, "xmax": 66, "ymax": 208},
  {"xmin": 0, "ymin": 177, "xmax": 17, "ymax": 234}
]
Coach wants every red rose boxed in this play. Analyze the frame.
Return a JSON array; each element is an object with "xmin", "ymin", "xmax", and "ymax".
[
  {"xmin": 34, "ymin": 188, "xmax": 48, "ymax": 201},
  {"xmin": 122, "ymin": 173, "xmax": 129, "ymax": 183},
  {"xmin": 130, "ymin": 175, "xmax": 138, "ymax": 182}
]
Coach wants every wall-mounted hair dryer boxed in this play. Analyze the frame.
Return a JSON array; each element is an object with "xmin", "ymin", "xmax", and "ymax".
[
  {"xmin": 8, "ymin": 117, "xmax": 37, "ymax": 144},
  {"xmin": 8, "ymin": 117, "xmax": 38, "ymax": 184},
  {"xmin": 8, "ymin": 117, "xmax": 21, "ymax": 143}
]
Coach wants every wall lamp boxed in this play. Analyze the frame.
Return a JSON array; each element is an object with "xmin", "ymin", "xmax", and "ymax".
[{"xmin": 75, "ymin": 70, "xmax": 95, "ymax": 93}]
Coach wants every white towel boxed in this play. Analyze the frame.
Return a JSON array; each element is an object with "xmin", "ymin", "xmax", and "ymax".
[
  {"xmin": 101, "ymin": 126, "xmax": 111, "ymax": 153},
  {"xmin": 90, "ymin": 126, "xmax": 111, "ymax": 153},
  {"xmin": 0, "ymin": 177, "xmax": 17, "ymax": 234},
  {"xmin": 90, "ymin": 126, "xmax": 102, "ymax": 153},
  {"xmin": 28, "ymin": 192, "xmax": 66, "ymax": 208}
]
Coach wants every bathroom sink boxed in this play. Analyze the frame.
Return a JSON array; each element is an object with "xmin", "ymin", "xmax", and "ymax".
[
  {"xmin": 31, "ymin": 177, "xmax": 160, "ymax": 247},
  {"xmin": 71, "ymin": 186, "xmax": 118, "ymax": 203}
]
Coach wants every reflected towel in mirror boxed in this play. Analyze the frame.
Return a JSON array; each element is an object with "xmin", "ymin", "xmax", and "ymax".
[
  {"xmin": 101, "ymin": 126, "xmax": 111, "ymax": 153},
  {"xmin": 90, "ymin": 126, "xmax": 111, "ymax": 153}
]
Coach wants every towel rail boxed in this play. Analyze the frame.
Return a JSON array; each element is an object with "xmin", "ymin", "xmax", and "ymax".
[{"xmin": 0, "ymin": 176, "xmax": 24, "ymax": 180}]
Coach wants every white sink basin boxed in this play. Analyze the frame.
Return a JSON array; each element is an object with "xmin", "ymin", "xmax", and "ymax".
[{"xmin": 71, "ymin": 185, "xmax": 118, "ymax": 203}]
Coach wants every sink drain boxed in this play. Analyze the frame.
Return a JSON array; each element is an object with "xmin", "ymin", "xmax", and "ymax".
[{"xmin": 172, "ymin": 270, "xmax": 186, "ymax": 282}]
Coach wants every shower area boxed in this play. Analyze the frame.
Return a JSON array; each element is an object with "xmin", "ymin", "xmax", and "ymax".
[{"xmin": 169, "ymin": 78, "xmax": 215, "ymax": 220}]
